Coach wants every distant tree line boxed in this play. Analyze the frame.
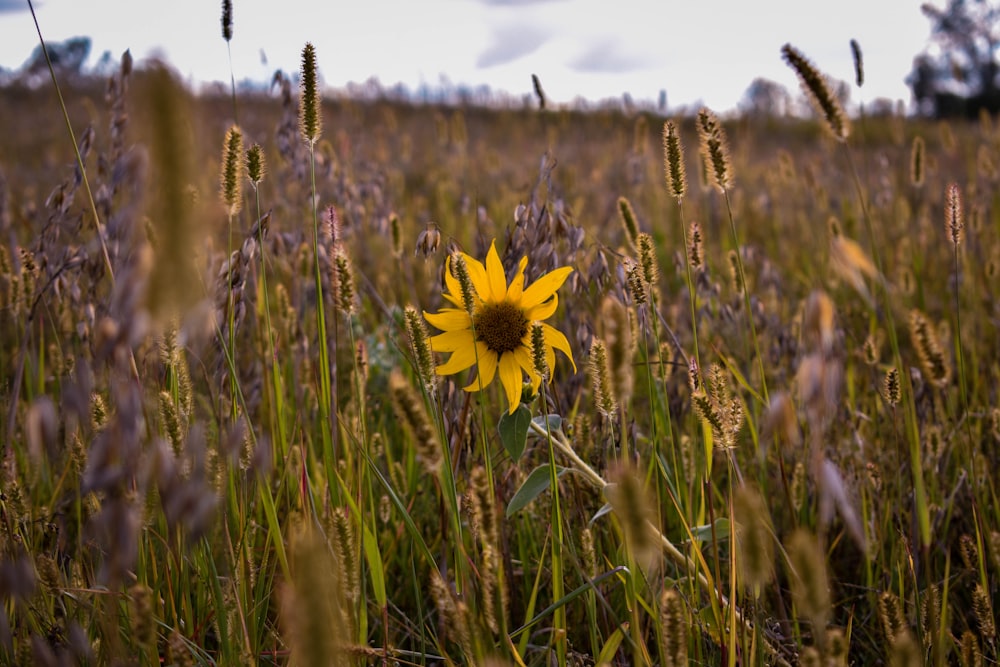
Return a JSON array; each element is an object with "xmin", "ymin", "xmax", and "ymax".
[{"xmin": 908, "ymin": 0, "xmax": 1000, "ymax": 118}]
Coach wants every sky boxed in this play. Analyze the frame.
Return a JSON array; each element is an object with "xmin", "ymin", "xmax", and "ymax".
[{"xmin": 0, "ymin": 0, "xmax": 933, "ymax": 113}]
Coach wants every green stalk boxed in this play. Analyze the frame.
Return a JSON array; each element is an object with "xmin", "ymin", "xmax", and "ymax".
[
  {"xmin": 539, "ymin": 385, "xmax": 567, "ymax": 663},
  {"xmin": 721, "ymin": 190, "xmax": 769, "ymax": 405},
  {"xmin": 307, "ymin": 146, "xmax": 336, "ymax": 505}
]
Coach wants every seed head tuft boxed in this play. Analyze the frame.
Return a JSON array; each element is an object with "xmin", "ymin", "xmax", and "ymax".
[
  {"xmin": 945, "ymin": 182, "xmax": 964, "ymax": 246},
  {"xmin": 782, "ymin": 43, "xmax": 850, "ymax": 141},
  {"xmin": 910, "ymin": 136, "xmax": 925, "ymax": 187},
  {"xmin": 696, "ymin": 108, "xmax": 732, "ymax": 191},
  {"xmin": 220, "ymin": 125, "xmax": 244, "ymax": 215},
  {"xmin": 299, "ymin": 43, "xmax": 322, "ymax": 145},
  {"xmin": 617, "ymin": 196, "xmax": 640, "ymax": 249},
  {"xmin": 662, "ymin": 120, "xmax": 687, "ymax": 200},
  {"xmin": 850, "ymin": 39, "xmax": 864, "ymax": 87},
  {"xmin": 221, "ymin": 0, "xmax": 233, "ymax": 41},
  {"xmin": 246, "ymin": 143, "xmax": 266, "ymax": 187}
]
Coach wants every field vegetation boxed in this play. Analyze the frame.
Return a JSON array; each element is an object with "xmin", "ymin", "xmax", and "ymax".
[{"xmin": 0, "ymin": 21, "xmax": 998, "ymax": 667}]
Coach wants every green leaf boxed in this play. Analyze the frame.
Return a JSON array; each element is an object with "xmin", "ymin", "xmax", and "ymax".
[
  {"xmin": 689, "ymin": 518, "xmax": 732, "ymax": 545},
  {"xmin": 596, "ymin": 622, "xmax": 628, "ymax": 664},
  {"xmin": 530, "ymin": 413, "xmax": 562, "ymax": 436},
  {"xmin": 589, "ymin": 501, "xmax": 614, "ymax": 525},
  {"xmin": 498, "ymin": 404, "xmax": 532, "ymax": 460},
  {"xmin": 506, "ymin": 464, "xmax": 566, "ymax": 517},
  {"xmin": 362, "ymin": 522, "xmax": 387, "ymax": 607}
]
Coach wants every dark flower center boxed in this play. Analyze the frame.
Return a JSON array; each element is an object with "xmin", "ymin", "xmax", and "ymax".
[{"xmin": 473, "ymin": 302, "xmax": 528, "ymax": 355}]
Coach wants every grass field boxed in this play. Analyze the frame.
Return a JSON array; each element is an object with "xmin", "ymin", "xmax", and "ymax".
[{"xmin": 0, "ymin": 35, "xmax": 998, "ymax": 667}]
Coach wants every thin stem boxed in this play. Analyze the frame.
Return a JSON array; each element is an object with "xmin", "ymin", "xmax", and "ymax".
[{"xmin": 721, "ymin": 190, "xmax": 769, "ymax": 405}]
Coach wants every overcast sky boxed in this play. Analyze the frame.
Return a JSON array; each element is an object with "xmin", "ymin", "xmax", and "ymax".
[{"xmin": 0, "ymin": 0, "xmax": 932, "ymax": 112}]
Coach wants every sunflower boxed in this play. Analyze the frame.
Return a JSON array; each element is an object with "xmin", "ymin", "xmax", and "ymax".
[{"xmin": 424, "ymin": 240, "xmax": 576, "ymax": 414}]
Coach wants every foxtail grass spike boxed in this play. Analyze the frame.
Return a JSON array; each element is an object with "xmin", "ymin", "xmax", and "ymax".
[
  {"xmin": 617, "ymin": 196, "xmax": 639, "ymax": 249},
  {"xmin": 637, "ymin": 232, "xmax": 659, "ymax": 289},
  {"xmin": 530, "ymin": 322, "xmax": 549, "ymax": 381},
  {"xmin": 404, "ymin": 305, "xmax": 437, "ymax": 391},
  {"xmin": 389, "ymin": 371, "xmax": 440, "ymax": 475},
  {"xmin": 883, "ymin": 367, "xmax": 900, "ymax": 406},
  {"xmin": 663, "ymin": 120, "xmax": 687, "ymax": 200},
  {"xmin": 782, "ymin": 43, "xmax": 850, "ymax": 141},
  {"xmin": 330, "ymin": 245, "xmax": 356, "ymax": 316},
  {"xmin": 909, "ymin": 309, "xmax": 951, "ymax": 388},
  {"xmin": 688, "ymin": 220, "xmax": 704, "ymax": 271},
  {"xmin": 588, "ymin": 339, "xmax": 617, "ymax": 418},
  {"xmin": 850, "ymin": 39, "xmax": 864, "ymax": 87},
  {"xmin": 299, "ymin": 42, "xmax": 322, "ymax": 145},
  {"xmin": 221, "ymin": 0, "xmax": 233, "ymax": 42},
  {"xmin": 659, "ymin": 589, "xmax": 688, "ymax": 667},
  {"xmin": 246, "ymin": 143, "xmax": 265, "ymax": 187},
  {"xmin": 733, "ymin": 484, "xmax": 775, "ymax": 592},
  {"xmin": 220, "ymin": 125, "xmax": 244, "ymax": 215},
  {"xmin": 786, "ymin": 529, "xmax": 831, "ymax": 632},
  {"xmin": 531, "ymin": 73, "xmax": 546, "ymax": 110},
  {"xmin": 449, "ymin": 252, "xmax": 476, "ymax": 315},
  {"xmin": 946, "ymin": 182, "xmax": 964, "ymax": 246},
  {"xmin": 696, "ymin": 107, "xmax": 732, "ymax": 191},
  {"xmin": 910, "ymin": 136, "xmax": 925, "ymax": 187}
]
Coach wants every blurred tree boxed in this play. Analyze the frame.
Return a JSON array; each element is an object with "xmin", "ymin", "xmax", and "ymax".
[
  {"xmin": 740, "ymin": 78, "xmax": 792, "ymax": 117},
  {"xmin": 20, "ymin": 36, "xmax": 91, "ymax": 84},
  {"xmin": 908, "ymin": 0, "xmax": 1000, "ymax": 117}
]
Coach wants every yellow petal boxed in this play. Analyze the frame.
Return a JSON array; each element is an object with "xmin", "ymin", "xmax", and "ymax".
[
  {"xmin": 424, "ymin": 308, "xmax": 472, "ymax": 332},
  {"xmin": 513, "ymin": 347, "xmax": 541, "ymax": 394},
  {"xmin": 541, "ymin": 322, "xmax": 576, "ymax": 373},
  {"xmin": 463, "ymin": 347, "xmax": 498, "ymax": 392},
  {"xmin": 525, "ymin": 293, "xmax": 558, "ymax": 321},
  {"xmin": 497, "ymin": 352, "xmax": 523, "ymax": 414},
  {"xmin": 545, "ymin": 346, "xmax": 556, "ymax": 383},
  {"xmin": 430, "ymin": 329, "xmax": 475, "ymax": 352},
  {"xmin": 444, "ymin": 255, "xmax": 463, "ymax": 299},
  {"xmin": 506, "ymin": 256, "xmax": 529, "ymax": 302},
  {"xmin": 436, "ymin": 342, "xmax": 479, "ymax": 375},
  {"xmin": 520, "ymin": 266, "xmax": 573, "ymax": 310},
  {"xmin": 462, "ymin": 252, "xmax": 491, "ymax": 303},
  {"xmin": 485, "ymin": 240, "xmax": 507, "ymax": 302}
]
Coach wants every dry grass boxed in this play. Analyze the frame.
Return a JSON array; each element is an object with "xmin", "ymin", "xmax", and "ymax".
[{"xmin": 0, "ymin": 34, "xmax": 998, "ymax": 667}]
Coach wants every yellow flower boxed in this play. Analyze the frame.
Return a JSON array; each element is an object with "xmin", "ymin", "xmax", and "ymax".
[{"xmin": 424, "ymin": 240, "xmax": 576, "ymax": 414}]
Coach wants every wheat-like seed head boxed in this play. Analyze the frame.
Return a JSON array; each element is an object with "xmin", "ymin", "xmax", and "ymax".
[
  {"xmin": 687, "ymin": 220, "xmax": 704, "ymax": 272},
  {"xmin": 221, "ymin": 0, "xmax": 233, "ymax": 41},
  {"xmin": 659, "ymin": 589, "xmax": 688, "ymax": 667},
  {"xmin": 909, "ymin": 309, "xmax": 950, "ymax": 388},
  {"xmin": 877, "ymin": 590, "xmax": 906, "ymax": 642},
  {"xmin": 945, "ymin": 182, "xmax": 964, "ymax": 246},
  {"xmin": 531, "ymin": 73, "xmax": 546, "ymax": 110},
  {"xmin": 910, "ymin": 136, "xmax": 925, "ymax": 187},
  {"xmin": 960, "ymin": 631, "xmax": 984, "ymax": 667},
  {"xmin": 617, "ymin": 196, "xmax": 639, "ymax": 249},
  {"xmin": 220, "ymin": 125, "xmax": 244, "ymax": 215},
  {"xmin": 782, "ymin": 43, "xmax": 850, "ymax": 142},
  {"xmin": 246, "ymin": 143, "xmax": 265, "ymax": 187},
  {"xmin": 850, "ymin": 39, "xmax": 864, "ymax": 87},
  {"xmin": 404, "ymin": 305, "xmax": 437, "ymax": 391},
  {"xmin": 588, "ymin": 338, "xmax": 617, "ymax": 418},
  {"xmin": 733, "ymin": 484, "xmax": 775, "ymax": 593},
  {"xmin": 449, "ymin": 252, "xmax": 476, "ymax": 315},
  {"xmin": 299, "ymin": 43, "xmax": 322, "ymax": 145},
  {"xmin": 696, "ymin": 108, "xmax": 732, "ymax": 191},
  {"xmin": 972, "ymin": 583, "xmax": 996, "ymax": 641},
  {"xmin": 662, "ymin": 120, "xmax": 687, "ymax": 200},
  {"xmin": 786, "ymin": 529, "xmax": 831, "ymax": 633},
  {"xmin": 637, "ymin": 232, "xmax": 659, "ymax": 289},
  {"xmin": 883, "ymin": 367, "xmax": 901, "ymax": 407}
]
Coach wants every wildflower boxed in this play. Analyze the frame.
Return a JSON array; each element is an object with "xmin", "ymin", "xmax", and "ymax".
[{"xmin": 424, "ymin": 239, "xmax": 576, "ymax": 414}]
